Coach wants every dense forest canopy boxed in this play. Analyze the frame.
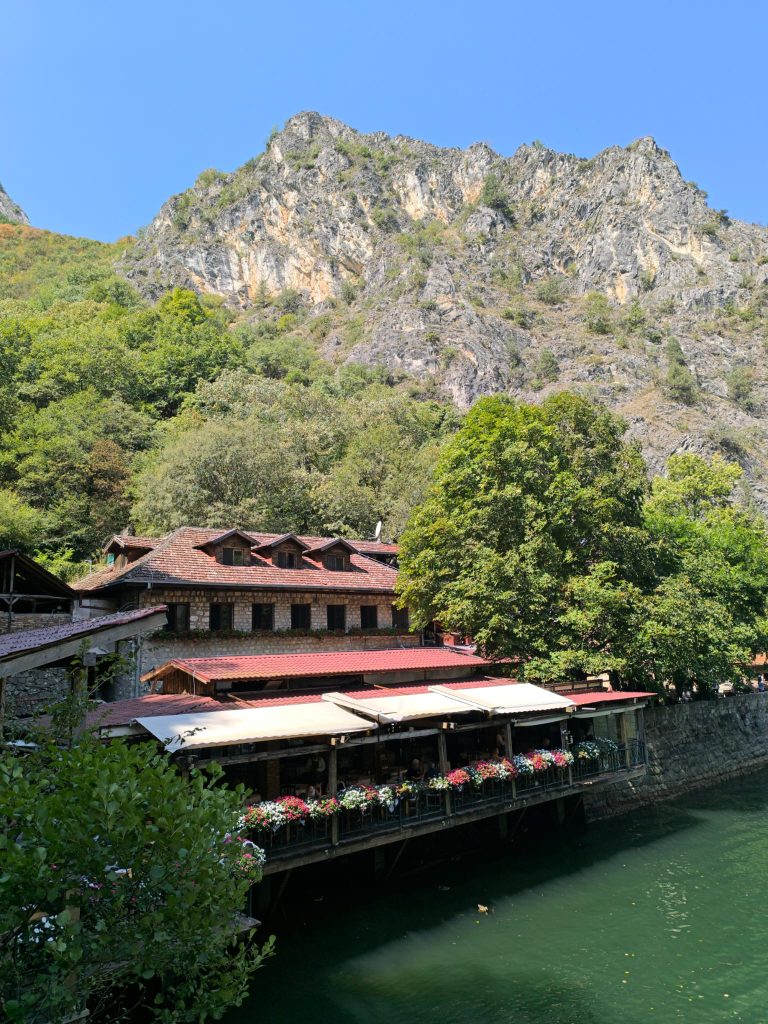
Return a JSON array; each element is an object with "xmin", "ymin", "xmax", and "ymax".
[{"xmin": 0, "ymin": 225, "xmax": 459, "ymax": 575}]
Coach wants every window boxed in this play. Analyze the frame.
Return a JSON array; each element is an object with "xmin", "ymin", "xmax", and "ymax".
[
  {"xmin": 165, "ymin": 602, "xmax": 190, "ymax": 634},
  {"xmin": 360, "ymin": 605, "xmax": 378, "ymax": 629},
  {"xmin": 276, "ymin": 550, "xmax": 298, "ymax": 569},
  {"xmin": 392, "ymin": 605, "xmax": 409, "ymax": 631},
  {"xmin": 252, "ymin": 602, "xmax": 274, "ymax": 631},
  {"xmin": 209, "ymin": 603, "xmax": 233, "ymax": 631},
  {"xmin": 326, "ymin": 604, "xmax": 346, "ymax": 631},
  {"xmin": 326, "ymin": 553, "xmax": 347, "ymax": 571},
  {"xmin": 222, "ymin": 547, "xmax": 246, "ymax": 566},
  {"xmin": 291, "ymin": 603, "xmax": 311, "ymax": 630}
]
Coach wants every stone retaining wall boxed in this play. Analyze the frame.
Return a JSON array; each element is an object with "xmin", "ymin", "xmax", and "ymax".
[
  {"xmin": 584, "ymin": 693, "xmax": 768, "ymax": 819},
  {"xmin": 4, "ymin": 667, "xmax": 71, "ymax": 718}
]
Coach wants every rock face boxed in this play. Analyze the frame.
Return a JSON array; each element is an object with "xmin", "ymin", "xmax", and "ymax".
[
  {"xmin": 124, "ymin": 112, "xmax": 768, "ymax": 501},
  {"xmin": 0, "ymin": 184, "xmax": 29, "ymax": 225}
]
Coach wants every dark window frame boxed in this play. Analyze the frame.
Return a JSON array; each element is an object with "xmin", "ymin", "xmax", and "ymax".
[
  {"xmin": 209, "ymin": 603, "xmax": 233, "ymax": 632},
  {"xmin": 276, "ymin": 550, "xmax": 298, "ymax": 569},
  {"xmin": 290, "ymin": 603, "xmax": 311, "ymax": 630},
  {"xmin": 392, "ymin": 605, "xmax": 409, "ymax": 631},
  {"xmin": 166, "ymin": 602, "xmax": 190, "ymax": 634},
  {"xmin": 326, "ymin": 604, "xmax": 346, "ymax": 631},
  {"xmin": 251, "ymin": 602, "xmax": 275, "ymax": 631},
  {"xmin": 325, "ymin": 553, "xmax": 348, "ymax": 572},
  {"xmin": 360, "ymin": 604, "xmax": 378, "ymax": 630}
]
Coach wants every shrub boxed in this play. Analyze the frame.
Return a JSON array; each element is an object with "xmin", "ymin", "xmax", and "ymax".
[
  {"xmin": 639, "ymin": 268, "xmax": 656, "ymax": 291},
  {"xmin": 726, "ymin": 365, "xmax": 759, "ymax": 412},
  {"xmin": 583, "ymin": 292, "xmax": 613, "ymax": 335},
  {"xmin": 372, "ymin": 207, "xmax": 399, "ymax": 232},
  {"xmin": 535, "ymin": 277, "xmax": 566, "ymax": 306},
  {"xmin": 479, "ymin": 173, "xmax": 514, "ymax": 220},
  {"xmin": 503, "ymin": 305, "xmax": 534, "ymax": 329},
  {"xmin": 340, "ymin": 280, "xmax": 357, "ymax": 304},
  {"xmin": 531, "ymin": 348, "xmax": 560, "ymax": 389},
  {"xmin": 662, "ymin": 338, "xmax": 697, "ymax": 405}
]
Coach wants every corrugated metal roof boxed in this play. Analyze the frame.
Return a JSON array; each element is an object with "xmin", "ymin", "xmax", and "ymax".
[
  {"xmin": 144, "ymin": 648, "xmax": 490, "ymax": 684},
  {"xmin": 136, "ymin": 702, "xmax": 374, "ymax": 751}
]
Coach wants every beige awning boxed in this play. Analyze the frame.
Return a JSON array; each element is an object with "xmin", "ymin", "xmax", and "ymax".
[
  {"xmin": 135, "ymin": 703, "xmax": 374, "ymax": 752},
  {"xmin": 322, "ymin": 689, "xmax": 473, "ymax": 723},
  {"xmin": 429, "ymin": 683, "xmax": 575, "ymax": 716}
]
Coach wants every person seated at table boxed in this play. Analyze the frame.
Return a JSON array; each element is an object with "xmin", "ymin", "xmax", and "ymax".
[
  {"xmin": 304, "ymin": 783, "xmax": 319, "ymax": 801},
  {"xmin": 405, "ymin": 758, "xmax": 424, "ymax": 781},
  {"xmin": 423, "ymin": 760, "xmax": 440, "ymax": 780}
]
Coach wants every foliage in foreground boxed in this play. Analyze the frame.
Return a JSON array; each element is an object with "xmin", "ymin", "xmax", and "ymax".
[
  {"xmin": 397, "ymin": 393, "xmax": 768, "ymax": 691},
  {"xmin": 0, "ymin": 738, "xmax": 272, "ymax": 1023}
]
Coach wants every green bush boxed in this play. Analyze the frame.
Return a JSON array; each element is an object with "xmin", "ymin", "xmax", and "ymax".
[
  {"xmin": 583, "ymin": 292, "xmax": 613, "ymax": 335},
  {"xmin": 531, "ymin": 348, "xmax": 560, "ymax": 389},
  {"xmin": 535, "ymin": 278, "xmax": 566, "ymax": 306},
  {"xmin": 662, "ymin": 338, "xmax": 697, "ymax": 405},
  {"xmin": 479, "ymin": 174, "xmax": 514, "ymax": 220},
  {"xmin": 726, "ymin": 365, "xmax": 759, "ymax": 412}
]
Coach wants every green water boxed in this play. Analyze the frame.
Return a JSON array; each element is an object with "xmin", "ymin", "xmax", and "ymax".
[{"xmin": 231, "ymin": 773, "xmax": 768, "ymax": 1024}]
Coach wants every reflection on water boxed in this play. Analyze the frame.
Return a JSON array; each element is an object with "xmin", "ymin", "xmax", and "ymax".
[{"xmin": 229, "ymin": 773, "xmax": 768, "ymax": 1024}]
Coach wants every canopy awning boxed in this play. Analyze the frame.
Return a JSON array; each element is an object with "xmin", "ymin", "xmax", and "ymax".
[
  {"xmin": 430, "ymin": 683, "xmax": 575, "ymax": 716},
  {"xmin": 322, "ymin": 689, "xmax": 473, "ymax": 723},
  {"xmin": 135, "ymin": 703, "xmax": 373, "ymax": 752}
]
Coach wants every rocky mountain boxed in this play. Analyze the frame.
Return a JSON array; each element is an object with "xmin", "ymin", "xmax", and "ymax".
[
  {"xmin": 0, "ymin": 184, "xmax": 28, "ymax": 225},
  {"xmin": 124, "ymin": 112, "xmax": 768, "ymax": 502}
]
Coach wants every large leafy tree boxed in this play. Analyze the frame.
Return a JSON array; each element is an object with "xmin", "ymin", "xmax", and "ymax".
[
  {"xmin": 396, "ymin": 393, "xmax": 651, "ymax": 675},
  {"xmin": 0, "ymin": 737, "xmax": 272, "ymax": 1023},
  {"xmin": 633, "ymin": 455, "xmax": 768, "ymax": 692}
]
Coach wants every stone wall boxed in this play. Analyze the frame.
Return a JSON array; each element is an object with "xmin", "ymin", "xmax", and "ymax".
[
  {"xmin": 4, "ymin": 667, "xmax": 71, "ymax": 718},
  {"xmin": 583, "ymin": 693, "xmax": 768, "ymax": 819},
  {"xmin": 138, "ymin": 587, "xmax": 401, "ymax": 634},
  {"xmin": 139, "ymin": 630, "xmax": 420, "ymax": 677},
  {"xmin": 2, "ymin": 613, "xmax": 72, "ymax": 634}
]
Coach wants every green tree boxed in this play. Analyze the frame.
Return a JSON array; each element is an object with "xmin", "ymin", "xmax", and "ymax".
[
  {"xmin": 0, "ymin": 737, "xmax": 272, "ymax": 1023},
  {"xmin": 634, "ymin": 454, "xmax": 768, "ymax": 693},
  {"xmin": 0, "ymin": 489, "xmax": 47, "ymax": 551},
  {"xmin": 396, "ymin": 393, "xmax": 650, "ymax": 674},
  {"xmin": 582, "ymin": 292, "xmax": 613, "ymax": 335},
  {"xmin": 662, "ymin": 337, "xmax": 697, "ymax": 405}
]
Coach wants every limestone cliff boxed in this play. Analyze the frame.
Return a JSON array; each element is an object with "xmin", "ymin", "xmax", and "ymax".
[
  {"xmin": 124, "ymin": 113, "xmax": 768, "ymax": 501},
  {"xmin": 0, "ymin": 184, "xmax": 28, "ymax": 225}
]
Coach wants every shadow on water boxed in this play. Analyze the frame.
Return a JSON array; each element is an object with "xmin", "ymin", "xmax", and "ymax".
[{"xmin": 230, "ymin": 770, "xmax": 768, "ymax": 1024}]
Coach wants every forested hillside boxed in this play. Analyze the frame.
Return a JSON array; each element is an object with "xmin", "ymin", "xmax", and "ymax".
[{"xmin": 0, "ymin": 224, "xmax": 458, "ymax": 576}]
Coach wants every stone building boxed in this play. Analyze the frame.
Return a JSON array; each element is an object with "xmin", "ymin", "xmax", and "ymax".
[
  {"xmin": 73, "ymin": 528, "xmax": 413, "ymax": 677},
  {"xmin": 0, "ymin": 606, "xmax": 168, "ymax": 721}
]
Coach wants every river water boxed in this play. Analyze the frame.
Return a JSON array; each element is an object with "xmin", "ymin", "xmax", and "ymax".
[{"xmin": 230, "ymin": 772, "xmax": 768, "ymax": 1024}]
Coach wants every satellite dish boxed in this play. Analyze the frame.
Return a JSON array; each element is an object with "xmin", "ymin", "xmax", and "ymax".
[{"xmin": 373, "ymin": 521, "xmax": 382, "ymax": 541}]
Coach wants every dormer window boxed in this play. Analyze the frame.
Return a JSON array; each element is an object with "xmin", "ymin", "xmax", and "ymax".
[
  {"xmin": 222, "ymin": 547, "xmax": 247, "ymax": 566},
  {"xmin": 325, "ymin": 553, "xmax": 348, "ymax": 572},
  {"xmin": 276, "ymin": 550, "xmax": 298, "ymax": 569}
]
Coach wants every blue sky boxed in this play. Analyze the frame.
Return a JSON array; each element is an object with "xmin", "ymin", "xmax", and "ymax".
[{"xmin": 3, "ymin": 0, "xmax": 767, "ymax": 241}]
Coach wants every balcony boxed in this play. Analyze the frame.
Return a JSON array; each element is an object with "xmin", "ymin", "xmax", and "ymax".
[{"xmin": 249, "ymin": 740, "xmax": 647, "ymax": 873}]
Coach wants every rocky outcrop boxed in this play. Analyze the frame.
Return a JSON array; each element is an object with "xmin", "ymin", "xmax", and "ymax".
[
  {"xmin": 123, "ymin": 112, "xmax": 768, "ymax": 502},
  {"xmin": 0, "ymin": 183, "xmax": 28, "ymax": 225}
]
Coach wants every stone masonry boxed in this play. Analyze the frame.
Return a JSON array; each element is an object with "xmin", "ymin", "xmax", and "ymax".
[{"xmin": 583, "ymin": 693, "xmax": 768, "ymax": 819}]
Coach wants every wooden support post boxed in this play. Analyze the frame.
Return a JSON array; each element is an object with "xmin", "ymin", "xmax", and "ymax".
[
  {"xmin": 328, "ymin": 746, "xmax": 339, "ymax": 845},
  {"xmin": 437, "ymin": 730, "xmax": 451, "ymax": 815},
  {"xmin": 619, "ymin": 712, "xmax": 632, "ymax": 768},
  {"xmin": 437, "ymin": 731, "xmax": 449, "ymax": 772},
  {"xmin": 504, "ymin": 722, "xmax": 514, "ymax": 757},
  {"xmin": 384, "ymin": 837, "xmax": 410, "ymax": 881}
]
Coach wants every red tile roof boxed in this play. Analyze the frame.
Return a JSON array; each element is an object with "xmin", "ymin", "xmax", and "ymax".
[
  {"xmin": 143, "ymin": 648, "xmax": 490, "ymax": 684},
  {"xmin": 565, "ymin": 691, "xmax": 656, "ymax": 705},
  {"xmin": 73, "ymin": 527, "xmax": 399, "ymax": 595},
  {"xmin": 87, "ymin": 692, "xmax": 226, "ymax": 728},
  {"xmin": 0, "ymin": 606, "xmax": 168, "ymax": 663}
]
